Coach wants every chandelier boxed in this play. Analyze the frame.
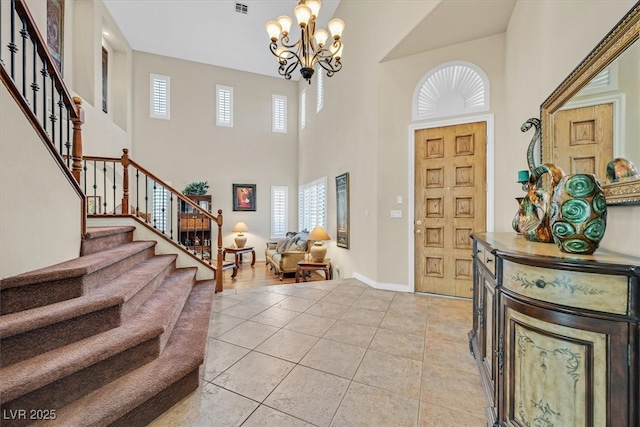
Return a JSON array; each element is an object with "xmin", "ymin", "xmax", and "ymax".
[{"xmin": 265, "ymin": 0, "xmax": 345, "ymax": 83}]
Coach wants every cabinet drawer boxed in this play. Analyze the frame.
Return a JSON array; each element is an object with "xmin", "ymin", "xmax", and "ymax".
[
  {"xmin": 475, "ymin": 243, "xmax": 495, "ymax": 276},
  {"xmin": 503, "ymin": 260, "xmax": 628, "ymax": 315},
  {"xmin": 483, "ymin": 251, "xmax": 496, "ymax": 276}
]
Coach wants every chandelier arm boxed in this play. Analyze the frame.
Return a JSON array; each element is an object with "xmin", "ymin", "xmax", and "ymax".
[
  {"xmin": 279, "ymin": 59, "xmax": 301, "ymax": 79},
  {"xmin": 279, "ymin": 34, "xmax": 300, "ymax": 50},
  {"xmin": 316, "ymin": 58, "xmax": 342, "ymax": 76}
]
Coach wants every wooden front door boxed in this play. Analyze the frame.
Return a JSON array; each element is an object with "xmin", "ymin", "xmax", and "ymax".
[
  {"xmin": 552, "ymin": 103, "xmax": 613, "ymax": 178},
  {"xmin": 414, "ymin": 122, "xmax": 486, "ymax": 297}
]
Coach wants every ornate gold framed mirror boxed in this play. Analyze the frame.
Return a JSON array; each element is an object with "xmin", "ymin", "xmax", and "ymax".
[{"xmin": 541, "ymin": 2, "xmax": 640, "ymax": 205}]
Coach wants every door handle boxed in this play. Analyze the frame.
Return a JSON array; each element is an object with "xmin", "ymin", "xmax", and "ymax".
[{"xmin": 415, "ymin": 229, "xmax": 422, "ymax": 234}]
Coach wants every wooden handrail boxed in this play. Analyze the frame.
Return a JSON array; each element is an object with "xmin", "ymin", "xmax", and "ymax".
[
  {"xmin": 1, "ymin": 0, "xmax": 86, "ymax": 234},
  {"xmin": 85, "ymin": 150, "xmax": 225, "ymax": 292},
  {"xmin": 13, "ymin": 0, "xmax": 78, "ymax": 120}
]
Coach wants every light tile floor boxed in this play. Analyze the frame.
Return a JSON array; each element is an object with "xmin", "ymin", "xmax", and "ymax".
[{"xmin": 149, "ymin": 279, "xmax": 487, "ymax": 427}]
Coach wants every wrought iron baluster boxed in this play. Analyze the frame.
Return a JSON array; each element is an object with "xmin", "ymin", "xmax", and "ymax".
[
  {"xmin": 64, "ymin": 105, "xmax": 71, "ymax": 165},
  {"xmin": 8, "ymin": 0, "xmax": 17, "ymax": 78},
  {"xmin": 41, "ymin": 59, "xmax": 48, "ymax": 133},
  {"xmin": 135, "ymin": 169, "xmax": 140, "ymax": 220},
  {"xmin": 92, "ymin": 160, "xmax": 97, "ymax": 197},
  {"xmin": 112, "ymin": 161, "xmax": 116, "ymax": 214},
  {"xmin": 169, "ymin": 192, "xmax": 174, "ymax": 239},
  {"xmin": 31, "ymin": 37, "xmax": 38, "ymax": 114},
  {"xmin": 19, "ymin": 16, "xmax": 27, "ymax": 98},
  {"xmin": 102, "ymin": 161, "xmax": 107, "ymax": 214},
  {"xmin": 177, "ymin": 198, "xmax": 182, "ymax": 245},
  {"xmin": 145, "ymin": 176, "xmax": 149, "ymax": 225},
  {"xmin": 50, "ymin": 76, "xmax": 57, "ymax": 150}
]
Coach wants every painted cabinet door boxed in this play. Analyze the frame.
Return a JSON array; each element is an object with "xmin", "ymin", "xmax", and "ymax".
[{"xmin": 499, "ymin": 294, "xmax": 629, "ymax": 427}]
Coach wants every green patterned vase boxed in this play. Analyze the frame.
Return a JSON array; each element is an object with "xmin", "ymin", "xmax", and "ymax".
[{"xmin": 550, "ymin": 174, "xmax": 607, "ymax": 254}]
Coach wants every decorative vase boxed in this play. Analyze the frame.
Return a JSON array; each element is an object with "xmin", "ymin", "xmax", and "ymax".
[{"xmin": 550, "ymin": 174, "xmax": 607, "ymax": 255}]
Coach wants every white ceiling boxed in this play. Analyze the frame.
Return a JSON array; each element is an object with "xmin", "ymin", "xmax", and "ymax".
[
  {"xmin": 102, "ymin": 0, "xmax": 341, "ymax": 80},
  {"xmin": 102, "ymin": 0, "xmax": 516, "ymax": 80},
  {"xmin": 382, "ymin": 0, "xmax": 516, "ymax": 62}
]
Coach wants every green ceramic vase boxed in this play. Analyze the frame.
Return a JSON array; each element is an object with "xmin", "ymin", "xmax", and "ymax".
[{"xmin": 550, "ymin": 174, "xmax": 607, "ymax": 254}]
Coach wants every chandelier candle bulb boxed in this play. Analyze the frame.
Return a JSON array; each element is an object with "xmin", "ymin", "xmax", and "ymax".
[
  {"xmin": 328, "ymin": 18, "xmax": 345, "ymax": 39},
  {"xmin": 266, "ymin": 21, "xmax": 281, "ymax": 41},
  {"xmin": 314, "ymin": 29, "xmax": 329, "ymax": 47},
  {"xmin": 294, "ymin": 4, "xmax": 312, "ymax": 26},
  {"xmin": 306, "ymin": 0, "xmax": 321, "ymax": 18},
  {"xmin": 277, "ymin": 16, "xmax": 292, "ymax": 35}
]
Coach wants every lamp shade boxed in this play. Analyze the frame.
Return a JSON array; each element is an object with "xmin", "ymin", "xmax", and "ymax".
[
  {"xmin": 309, "ymin": 226, "xmax": 330, "ymax": 241},
  {"xmin": 232, "ymin": 222, "xmax": 249, "ymax": 233}
]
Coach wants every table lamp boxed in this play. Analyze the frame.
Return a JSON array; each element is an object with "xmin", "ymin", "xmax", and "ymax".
[
  {"xmin": 308, "ymin": 226, "xmax": 330, "ymax": 262},
  {"xmin": 232, "ymin": 222, "xmax": 249, "ymax": 248}
]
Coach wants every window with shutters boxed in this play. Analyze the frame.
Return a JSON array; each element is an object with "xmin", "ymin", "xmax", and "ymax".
[
  {"xmin": 298, "ymin": 177, "xmax": 327, "ymax": 232},
  {"xmin": 272, "ymin": 95, "xmax": 287, "ymax": 133},
  {"xmin": 271, "ymin": 186, "xmax": 288, "ymax": 239},
  {"xmin": 150, "ymin": 74, "xmax": 170, "ymax": 120},
  {"xmin": 300, "ymin": 88, "xmax": 307, "ymax": 130},
  {"xmin": 152, "ymin": 183, "xmax": 168, "ymax": 233},
  {"xmin": 316, "ymin": 68, "xmax": 324, "ymax": 112},
  {"xmin": 216, "ymin": 85, "xmax": 233, "ymax": 127}
]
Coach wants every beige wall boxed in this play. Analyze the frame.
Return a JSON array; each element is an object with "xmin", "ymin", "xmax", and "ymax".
[
  {"xmin": 297, "ymin": 1, "xmax": 439, "ymax": 285},
  {"xmin": 131, "ymin": 52, "xmax": 300, "ymax": 254},
  {"xmin": 301, "ymin": 0, "xmax": 639, "ymax": 291},
  {"xmin": 504, "ymin": 0, "xmax": 640, "ymax": 257},
  {"xmin": 1, "ymin": 83, "xmax": 82, "ymax": 278}
]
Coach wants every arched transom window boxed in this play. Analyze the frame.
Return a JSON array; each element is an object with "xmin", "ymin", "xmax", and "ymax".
[{"xmin": 413, "ymin": 61, "xmax": 490, "ymax": 121}]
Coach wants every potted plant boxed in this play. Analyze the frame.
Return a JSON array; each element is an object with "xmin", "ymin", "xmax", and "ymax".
[{"xmin": 182, "ymin": 181, "xmax": 209, "ymax": 195}]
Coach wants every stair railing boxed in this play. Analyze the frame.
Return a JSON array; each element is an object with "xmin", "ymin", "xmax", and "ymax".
[
  {"xmin": 0, "ymin": 0, "xmax": 86, "ymax": 232},
  {"xmin": 83, "ymin": 149, "xmax": 225, "ymax": 292}
]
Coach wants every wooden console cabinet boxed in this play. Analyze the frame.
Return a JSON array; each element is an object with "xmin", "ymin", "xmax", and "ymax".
[
  {"xmin": 179, "ymin": 194, "xmax": 212, "ymax": 257},
  {"xmin": 470, "ymin": 232, "xmax": 639, "ymax": 427}
]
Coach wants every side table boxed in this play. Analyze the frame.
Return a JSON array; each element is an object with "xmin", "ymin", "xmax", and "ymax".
[
  {"xmin": 295, "ymin": 259, "xmax": 331, "ymax": 283},
  {"xmin": 223, "ymin": 246, "xmax": 256, "ymax": 268}
]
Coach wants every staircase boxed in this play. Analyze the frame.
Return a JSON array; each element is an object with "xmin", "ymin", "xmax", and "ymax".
[{"xmin": 0, "ymin": 226, "xmax": 215, "ymax": 426}]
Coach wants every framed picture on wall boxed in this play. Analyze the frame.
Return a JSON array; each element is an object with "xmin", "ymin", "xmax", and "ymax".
[
  {"xmin": 336, "ymin": 172, "xmax": 349, "ymax": 249},
  {"xmin": 233, "ymin": 184, "xmax": 256, "ymax": 211},
  {"xmin": 87, "ymin": 196, "xmax": 101, "ymax": 214},
  {"xmin": 47, "ymin": 0, "xmax": 64, "ymax": 73}
]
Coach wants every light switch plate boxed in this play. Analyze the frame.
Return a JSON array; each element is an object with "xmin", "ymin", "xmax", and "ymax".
[{"xmin": 390, "ymin": 210, "xmax": 402, "ymax": 218}]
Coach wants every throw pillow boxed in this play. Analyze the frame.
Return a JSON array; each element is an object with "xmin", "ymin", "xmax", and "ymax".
[{"xmin": 276, "ymin": 238, "xmax": 291, "ymax": 254}]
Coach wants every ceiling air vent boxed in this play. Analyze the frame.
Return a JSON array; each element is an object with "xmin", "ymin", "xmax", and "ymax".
[{"xmin": 235, "ymin": 3, "xmax": 248, "ymax": 14}]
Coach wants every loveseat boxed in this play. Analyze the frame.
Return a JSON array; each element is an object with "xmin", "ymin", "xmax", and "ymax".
[{"xmin": 265, "ymin": 231, "xmax": 309, "ymax": 280}]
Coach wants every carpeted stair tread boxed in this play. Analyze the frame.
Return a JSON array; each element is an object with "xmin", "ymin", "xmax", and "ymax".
[
  {"xmin": 34, "ymin": 280, "xmax": 216, "ymax": 427},
  {"xmin": 83, "ymin": 226, "xmax": 135, "ymax": 240},
  {"xmin": 0, "ymin": 254, "xmax": 178, "ymax": 340},
  {"xmin": 0, "ymin": 268, "xmax": 197, "ymax": 404},
  {"xmin": 0, "ymin": 255, "xmax": 180, "ymax": 368},
  {"xmin": 81, "ymin": 226, "xmax": 136, "ymax": 256},
  {"xmin": 0, "ymin": 241, "xmax": 156, "ymax": 290}
]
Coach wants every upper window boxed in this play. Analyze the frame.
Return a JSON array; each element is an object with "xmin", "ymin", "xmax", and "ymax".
[
  {"xmin": 298, "ymin": 177, "xmax": 327, "ymax": 231},
  {"xmin": 316, "ymin": 68, "xmax": 324, "ymax": 112},
  {"xmin": 101, "ymin": 47, "xmax": 108, "ymax": 113},
  {"xmin": 150, "ymin": 74, "xmax": 170, "ymax": 120},
  {"xmin": 216, "ymin": 85, "xmax": 233, "ymax": 127},
  {"xmin": 413, "ymin": 61, "xmax": 489, "ymax": 121},
  {"xmin": 271, "ymin": 186, "xmax": 288, "ymax": 239},
  {"xmin": 300, "ymin": 88, "xmax": 307, "ymax": 130},
  {"xmin": 272, "ymin": 95, "xmax": 287, "ymax": 133}
]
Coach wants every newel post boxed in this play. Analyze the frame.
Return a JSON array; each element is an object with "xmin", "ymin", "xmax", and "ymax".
[
  {"xmin": 71, "ymin": 97, "xmax": 84, "ymax": 183},
  {"xmin": 216, "ymin": 210, "xmax": 224, "ymax": 293},
  {"xmin": 121, "ymin": 148, "xmax": 130, "ymax": 214}
]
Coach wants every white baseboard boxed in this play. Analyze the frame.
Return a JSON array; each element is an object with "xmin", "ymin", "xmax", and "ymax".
[{"xmin": 352, "ymin": 272, "xmax": 412, "ymax": 293}]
